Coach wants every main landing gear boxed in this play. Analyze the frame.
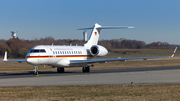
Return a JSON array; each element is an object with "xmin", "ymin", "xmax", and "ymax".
[
  {"xmin": 57, "ymin": 67, "xmax": 64, "ymax": 73},
  {"xmin": 82, "ymin": 65, "xmax": 90, "ymax": 73},
  {"xmin": 33, "ymin": 65, "xmax": 38, "ymax": 75}
]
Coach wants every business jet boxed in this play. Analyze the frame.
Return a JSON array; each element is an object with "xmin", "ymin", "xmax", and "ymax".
[{"xmin": 3, "ymin": 23, "xmax": 177, "ymax": 75}]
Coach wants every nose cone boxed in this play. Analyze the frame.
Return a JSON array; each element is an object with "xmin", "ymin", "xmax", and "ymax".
[
  {"xmin": 26, "ymin": 54, "xmax": 31, "ymax": 64},
  {"xmin": 25, "ymin": 53, "xmax": 35, "ymax": 64}
]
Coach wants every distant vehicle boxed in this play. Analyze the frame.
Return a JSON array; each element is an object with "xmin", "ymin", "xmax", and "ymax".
[{"xmin": 3, "ymin": 23, "xmax": 177, "ymax": 75}]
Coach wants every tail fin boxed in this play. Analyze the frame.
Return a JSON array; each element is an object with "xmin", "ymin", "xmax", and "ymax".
[{"xmin": 78, "ymin": 23, "xmax": 134, "ymax": 48}]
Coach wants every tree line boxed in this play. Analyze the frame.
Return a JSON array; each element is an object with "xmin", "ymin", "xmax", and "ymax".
[{"xmin": 0, "ymin": 37, "xmax": 176, "ymax": 58}]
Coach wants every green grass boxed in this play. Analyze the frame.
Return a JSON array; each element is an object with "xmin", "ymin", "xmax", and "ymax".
[{"xmin": 1, "ymin": 84, "xmax": 180, "ymax": 101}]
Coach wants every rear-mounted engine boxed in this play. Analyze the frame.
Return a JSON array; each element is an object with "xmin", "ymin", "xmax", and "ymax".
[{"xmin": 90, "ymin": 45, "xmax": 108, "ymax": 57}]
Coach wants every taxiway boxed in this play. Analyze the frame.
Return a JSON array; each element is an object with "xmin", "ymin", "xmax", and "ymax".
[{"xmin": 0, "ymin": 66, "xmax": 180, "ymax": 87}]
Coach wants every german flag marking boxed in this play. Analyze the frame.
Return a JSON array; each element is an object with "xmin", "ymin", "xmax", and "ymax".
[{"xmin": 95, "ymin": 32, "xmax": 97, "ymax": 36}]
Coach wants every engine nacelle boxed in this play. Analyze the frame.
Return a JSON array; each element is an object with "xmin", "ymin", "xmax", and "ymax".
[{"xmin": 90, "ymin": 45, "xmax": 108, "ymax": 57}]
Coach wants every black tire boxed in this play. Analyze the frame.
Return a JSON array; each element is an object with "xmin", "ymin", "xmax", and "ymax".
[
  {"xmin": 86, "ymin": 67, "xmax": 90, "ymax": 73},
  {"xmin": 57, "ymin": 67, "xmax": 60, "ymax": 73},
  {"xmin": 82, "ymin": 67, "xmax": 86, "ymax": 73},
  {"xmin": 60, "ymin": 68, "xmax": 64, "ymax": 73},
  {"xmin": 34, "ymin": 72, "xmax": 38, "ymax": 75},
  {"xmin": 82, "ymin": 66, "xmax": 90, "ymax": 73}
]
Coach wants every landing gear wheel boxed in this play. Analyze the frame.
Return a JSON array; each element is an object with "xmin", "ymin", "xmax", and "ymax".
[
  {"xmin": 82, "ymin": 66, "xmax": 90, "ymax": 73},
  {"xmin": 82, "ymin": 67, "xmax": 86, "ymax": 73},
  {"xmin": 60, "ymin": 68, "xmax": 64, "ymax": 73},
  {"xmin": 57, "ymin": 67, "xmax": 64, "ymax": 73},
  {"xmin": 34, "ymin": 72, "xmax": 38, "ymax": 75},
  {"xmin": 57, "ymin": 67, "xmax": 60, "ymax": 73},
  {"xmin": 86, "ymin": 67, "xmax": 90, "ymax": 73}
]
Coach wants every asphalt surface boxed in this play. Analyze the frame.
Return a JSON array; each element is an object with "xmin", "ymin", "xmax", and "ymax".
[{"xmin": 0, "ymin": 66, "xmax": 180, "ymax": 87}]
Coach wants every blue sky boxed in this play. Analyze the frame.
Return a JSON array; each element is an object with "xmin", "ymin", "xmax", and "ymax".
[{"xmin": 0, "ymin": 0, "xmax": 180, "ymax": 44}]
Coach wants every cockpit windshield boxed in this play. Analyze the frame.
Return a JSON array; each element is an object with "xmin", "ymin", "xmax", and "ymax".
[{"xmin": 29, "ymin": 49, "xmax": 46, "ymax": 53}]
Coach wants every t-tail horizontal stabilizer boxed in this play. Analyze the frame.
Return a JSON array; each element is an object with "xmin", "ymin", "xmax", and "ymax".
[
  {"xmin": 78, "ymin": 24, "xmax": 134, "ymax": 30},
  {"xmin": 78, "ymin": 23, "xmax": 134, "ymax": 48}
]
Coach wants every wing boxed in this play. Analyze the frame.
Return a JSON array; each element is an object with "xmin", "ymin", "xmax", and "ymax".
[
  {"xmin": 70, "ymin": 56, "xmax": 170, "ymax": 64},
  {"xmin": 3, "ymin": 60, "xmax": 26, "ymax": 63},
  {"xmin": 3, "ymin": 51, "xmax": 26, "ymax": 63},
  {"xmin": 70, "ymin": 47, "xmax": 177, "ymax": 65}
]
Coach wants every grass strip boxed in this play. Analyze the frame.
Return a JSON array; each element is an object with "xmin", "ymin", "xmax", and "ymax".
[{"xmin": 0, "ymin": 84, "xmax": 180, "ymax": 101}]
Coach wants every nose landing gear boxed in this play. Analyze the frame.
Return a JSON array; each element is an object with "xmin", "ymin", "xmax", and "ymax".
[{"xmin": 33, "ymin": 65, "xmax": 38, "ymax": 75}]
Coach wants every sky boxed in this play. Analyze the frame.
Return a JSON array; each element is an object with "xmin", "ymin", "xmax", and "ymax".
[{"xmin": 0, "ymin": 0, "xmax": 180, "ymax": 44}]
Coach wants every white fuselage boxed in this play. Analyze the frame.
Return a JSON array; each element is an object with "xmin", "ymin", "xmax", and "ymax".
[{"xmin": 26, "ymin": 45, "xmax": 93, "ymax": 67}]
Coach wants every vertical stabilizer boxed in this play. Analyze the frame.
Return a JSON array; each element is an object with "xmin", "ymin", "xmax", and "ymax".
[{"xmin": 84, "ymin": 23, "xmax": 101, "ymax": 48}]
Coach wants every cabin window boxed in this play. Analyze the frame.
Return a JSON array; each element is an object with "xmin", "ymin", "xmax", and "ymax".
[{"xmin": 78, "ymin": 51, "xmax": 82, "ymax": 54}]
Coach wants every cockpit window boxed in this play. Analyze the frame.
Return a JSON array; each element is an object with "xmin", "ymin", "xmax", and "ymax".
[
  {"xmin": 30, "ymin": 50, "xmax": 33, "ymax": 53},
  {"xmin": 29, "ymin": 49, "xmax": 46, "ymax": 53},
  {"xmin": 40, "ymin": 49, "xmax": 46, "ymax": 52}
]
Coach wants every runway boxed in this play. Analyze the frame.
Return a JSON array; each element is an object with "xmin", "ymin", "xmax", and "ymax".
[{"xmin": 0, "ymin": 66, "xmax": 180, "ymax": 87}]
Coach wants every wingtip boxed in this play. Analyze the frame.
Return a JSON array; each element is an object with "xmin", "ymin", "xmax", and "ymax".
[
  {"xmin": 128, "ymin": 26, "xmax": 134, "ymax": 28},
  {"xmin": 3, "ymin": 51, "xmax": 8, "ymax": 61},
  {"xmin": 171, "ymin": 47, "xmax": 177, "ymax": 57}
]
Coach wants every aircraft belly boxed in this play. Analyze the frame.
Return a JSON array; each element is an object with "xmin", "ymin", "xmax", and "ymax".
[
  {"xmin": 50, "ymin": 57, "xmax": 86, "ymax": 67},
  {"xmin": 48, "ymin": 58, "xmax": 62, "ymax": 64}
]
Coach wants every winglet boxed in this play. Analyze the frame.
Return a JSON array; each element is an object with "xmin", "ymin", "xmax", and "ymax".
[
  {"xmin": 3, "ymin": 51, "xmax": 8, "ymax": 61},
  {"xmin": 171, "ymin": 47, "xmax": 177, "ymax": 57}
]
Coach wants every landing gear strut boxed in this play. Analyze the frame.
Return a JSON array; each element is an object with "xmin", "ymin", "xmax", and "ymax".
[
  {"xmin": 82, "ymin": 65, "xmax": 90, "ymax": 73},
  {"xmin": 33, "ymin": 65, "xmax": 38, "ymax": 75},
  {"xmin": 57, "ymin": 67, "xmax": 64, "ymax": 73}
]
